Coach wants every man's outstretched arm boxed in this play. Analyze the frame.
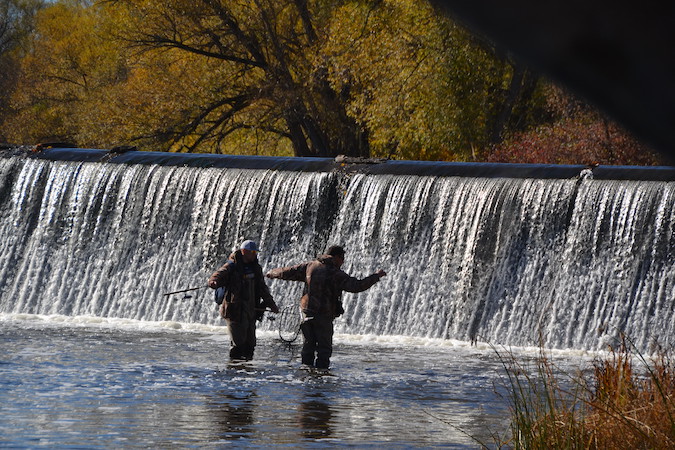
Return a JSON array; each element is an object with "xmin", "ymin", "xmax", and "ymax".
[
  {"xmin": 266, "ymin": 262, "xmax": 309, "ymax": 282},
  {"xmin": 340, "ymin": 269, "xmax": 386, "ymax": 293}
]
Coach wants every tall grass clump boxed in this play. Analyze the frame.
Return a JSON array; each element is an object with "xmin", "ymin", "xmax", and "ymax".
[{"xmin": 496, "ymin": 339, "xmax": 675, "ymax": 449}]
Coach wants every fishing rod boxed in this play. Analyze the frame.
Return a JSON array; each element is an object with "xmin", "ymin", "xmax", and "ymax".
[
  {"xmin": 165, "ymin": 286, "xmax": 278, "ymax": 311},
  {"xmin": 165, "ymin": 286, "xmax": 278, "ymax": 322},
  {"xmin": 163, "ymin": 286, "xmax": 209, "ymax": 297}
]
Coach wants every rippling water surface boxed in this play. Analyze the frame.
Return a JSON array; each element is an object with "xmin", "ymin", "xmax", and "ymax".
[{"xmin": 2, "ymin": 315, "xmax": 593, "ymax": 448}]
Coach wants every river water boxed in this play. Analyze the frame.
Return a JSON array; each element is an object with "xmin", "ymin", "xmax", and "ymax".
[{"xmin": 0, "ymin": 313, "xmax": 596, "ymax": 448}]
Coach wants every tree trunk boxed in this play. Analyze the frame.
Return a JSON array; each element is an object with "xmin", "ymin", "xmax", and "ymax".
[
  {"xmin": 489, "ymin": 61, "xmax": 528, "ymax": 145},
  {"xmin": 286, "ymin": 117, "xmax": 313, "ymax": 157},
  {"xmin": 306, "ymin": 66, "xmax": 370, "ymax": 158}
]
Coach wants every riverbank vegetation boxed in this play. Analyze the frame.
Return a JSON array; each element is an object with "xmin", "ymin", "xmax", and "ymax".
[
  {"xmin": 494, "ymin": 340, "xmax": 675, "ymax": 448},
  {"xmin": 0, "ymin": 0, "xmax": 668, "ymax": 165}
]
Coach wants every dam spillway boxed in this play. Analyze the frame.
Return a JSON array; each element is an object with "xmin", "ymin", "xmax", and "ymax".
[{"xmin": 1, "ymin": 148, "xmax": 673, "ymax": 353}]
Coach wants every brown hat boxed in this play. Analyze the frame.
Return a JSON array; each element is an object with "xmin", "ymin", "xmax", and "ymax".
[{"xmin": 326, "ymin": 245, "xmax": 345, "ymax": 257}]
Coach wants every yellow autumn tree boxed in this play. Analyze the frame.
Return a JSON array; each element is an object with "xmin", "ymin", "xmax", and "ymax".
[
  {"xmin": 0, "ymin": 0, "xmax": 45, "ymax": 143},
  {"xmin": 323, "ymin": 0, "xmax": 546, "ymax": 161},
  {"xmin": 3, "ymin": 0, "xmax": 128, "ymax": 146},
  {"xmin": 3, "ymin": 0, "xmax": 548, "ymax": 159},
  {"xmin": 101, "ymin": 0, "xmax": 370, "ymax": 156}
]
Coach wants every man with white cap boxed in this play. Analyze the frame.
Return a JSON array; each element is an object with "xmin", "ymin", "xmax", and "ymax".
[{"xmin": 208, "ymin": 240, "xmax": 279, "ymax": 360}]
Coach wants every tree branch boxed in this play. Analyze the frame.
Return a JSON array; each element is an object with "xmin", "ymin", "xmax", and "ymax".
[{"xmin": 135, "ymin": 33, "xmax": 267, "ymax": 68}]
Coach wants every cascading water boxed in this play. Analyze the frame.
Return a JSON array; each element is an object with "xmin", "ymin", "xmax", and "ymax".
[
  {"xmin": 1, "ymin": 151, "xmax": 673, "ymax": 353},
  {"xmin": 333, "ymin": 174, "xmax": 675, "ymax": 352},
  {"xmin": 0, "ymin": 156, "xmax": 337, "ymax": 324}
]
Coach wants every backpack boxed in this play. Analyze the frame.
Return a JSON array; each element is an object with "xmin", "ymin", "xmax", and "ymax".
[
  {"xmin": 214, "ymin": 286, "xmax": 227, "ymax": 305},
  {"xmin": 213, "ymin": 260, "xmax": 236, "ymax": 305}
]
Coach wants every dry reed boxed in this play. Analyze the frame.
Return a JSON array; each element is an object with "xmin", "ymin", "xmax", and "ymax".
[{"xmin": 494, "ymin": 338, "xmax": 675, "ymax": 449}]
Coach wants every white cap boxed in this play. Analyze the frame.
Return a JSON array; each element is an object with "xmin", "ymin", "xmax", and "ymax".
[{"xmin": 240, "ymin": 240, "xmax": 260, "ymax": 252}]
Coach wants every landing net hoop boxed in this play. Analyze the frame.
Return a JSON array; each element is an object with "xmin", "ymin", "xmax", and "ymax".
[{"xmin": 278, "ymin": 305, "xmax": 302, "ymax": 343}]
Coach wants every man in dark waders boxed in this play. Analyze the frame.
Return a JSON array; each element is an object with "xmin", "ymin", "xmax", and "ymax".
[
  {"xmin": 266, "ymin": 245, "xmax": 386, "ymax": 369},
  {"xmin": 208, "ymin": 240, "xmax": 279, "ymax": 360}
]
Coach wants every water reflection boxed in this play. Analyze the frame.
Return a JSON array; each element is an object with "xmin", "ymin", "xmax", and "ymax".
[
  {"xmin": 298, "ymin": 392, "xmax": 333, "ymax": 439},
  {"xmin": 211, "ymin": 390, "xmax": 257, "ymax": 441}
]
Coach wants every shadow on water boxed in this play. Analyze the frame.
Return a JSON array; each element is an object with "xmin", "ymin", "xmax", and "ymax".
[
  {"xmin": 210, "ymin": 391, "xmax": 257, "ymax": 441},
  {"xmin": 298, "ymin": 392, "xmax": 334, "ymax": 440}
]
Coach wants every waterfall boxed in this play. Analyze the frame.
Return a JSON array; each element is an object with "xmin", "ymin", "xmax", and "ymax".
[
  {"xmin": 330, "ymin": 174, "xmax": 674, "ymax": 352},
  {"xmin": 1, "ymin": 152, "xmax": 673, "ymax": 352}
]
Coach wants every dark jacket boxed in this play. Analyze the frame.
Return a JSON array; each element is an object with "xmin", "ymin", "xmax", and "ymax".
[
  {"xmin": 209, "ymin": 250, "xmax": 275, "ymax": 320},
  {"xmin": 267, "ymin": 254, "xmax": 381, "ymax": 318}
]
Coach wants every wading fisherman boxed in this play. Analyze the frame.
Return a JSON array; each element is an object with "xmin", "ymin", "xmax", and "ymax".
[
  {"xmin": 266, "ymin": 245, "xmax": 386, "ymax": 370},
  {"xmin": 208, "ymin": 240, "xmax": 279, "ymax": 360}
]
